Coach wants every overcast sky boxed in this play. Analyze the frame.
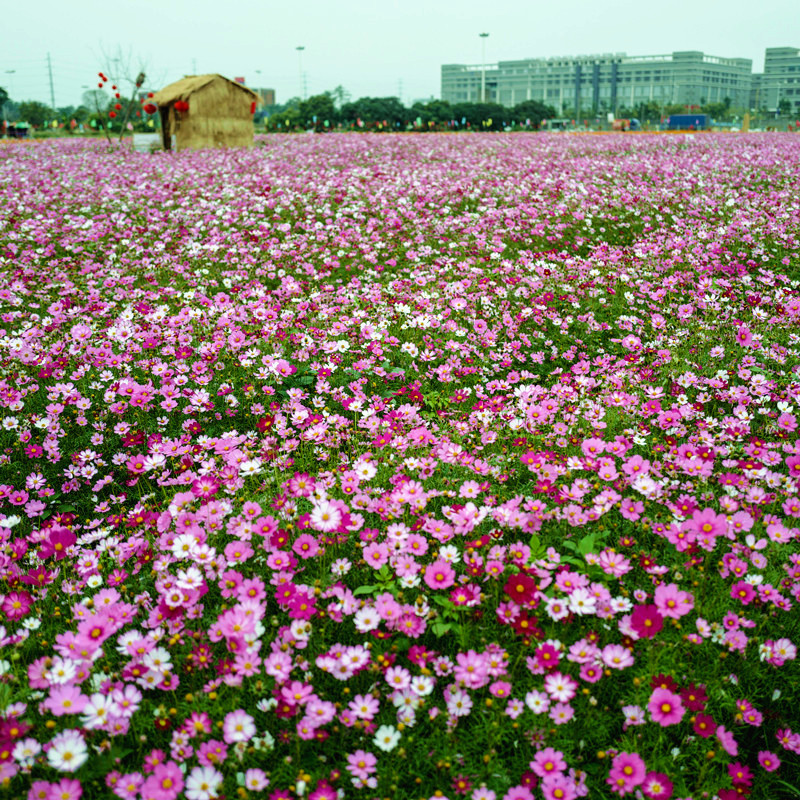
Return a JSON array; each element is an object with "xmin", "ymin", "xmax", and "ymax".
[{"xmin": 4, "ymin": 0, "xmax": 798, "ymax": 108}]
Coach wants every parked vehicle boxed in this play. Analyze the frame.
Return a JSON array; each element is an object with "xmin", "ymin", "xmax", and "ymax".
[
  {"xmin": 613, "ymin": 118, "xmax": 641, "ymax": 131},
  {"xmin": 666, "ymin": 114, "xmax": 709, "ymax": 130}
]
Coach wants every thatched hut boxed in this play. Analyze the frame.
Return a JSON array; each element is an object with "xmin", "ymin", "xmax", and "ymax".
[{"xmin": 151, "ymin": 74, "xmax": 258, "ymax": 151}]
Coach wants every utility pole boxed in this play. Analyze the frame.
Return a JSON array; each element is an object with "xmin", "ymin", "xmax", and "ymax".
[
  {"xmin": 47, "ymin": 53, "xmax": 56, "ymax": 110},
  {"xmin": 479, "ymin": 33, "xmax": 489, "ymax": 103}
]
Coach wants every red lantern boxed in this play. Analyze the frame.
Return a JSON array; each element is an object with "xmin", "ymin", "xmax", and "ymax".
[
  {"xmin": 97, "ymin": 83, "xmax": 103, "ymax": 89},
  {"xmin": 250, "ymin": 101, "xmax": 256, "ymax": 114},
  {"xmin": 148, "ymin": 92, "xmax": 154, "ymax": 98},
  {"xmin": 143, "ymin": 103, "xmax": 157, "ymax": 115},
  {"xmin": 174, "ymin": 100, "xmax": 189, "ymax": 113},
  {"xmin": 114, "ymin": 103, "xmax": 122, "ymax": 110},
  {"xmin": 109, "ymin": 111, "xmax": 117, "ymax": 119}
]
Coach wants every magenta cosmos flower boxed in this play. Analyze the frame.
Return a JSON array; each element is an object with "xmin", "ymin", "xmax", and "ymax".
[
  {"xmin": 648, "ymin": 689, "xmax": 684, "ymax": 726},
  {"xmin": 630, "ymin": 604, "xmax": 664, "ymax": 638},
  {"xmin": 641, "ymin": 771, "xmax": 673, "ymax": 799}
]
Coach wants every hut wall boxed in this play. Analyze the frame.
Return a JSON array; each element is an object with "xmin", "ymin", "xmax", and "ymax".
[{"xmin": 175, "ymin": 81, "xmax": 253, "ymax": 151}]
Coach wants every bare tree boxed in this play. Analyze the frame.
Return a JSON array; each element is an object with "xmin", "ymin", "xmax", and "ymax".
[{"xmin": 94, "ymin": 45, "xmax": 166, "ymax": 143}]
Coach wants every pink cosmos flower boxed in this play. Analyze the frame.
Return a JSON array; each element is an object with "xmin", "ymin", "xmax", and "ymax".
[
  {"xmin": 727, "ymin": 762, "xmax": 753, "ymax": 787},
  {"xmin": 243, "ymin": 769, "xmax": 270, "ymax": 791},
  {"xmin": 641, "ymin": 771, "xmax": 673, "ymax": 799},
  {"xmin": 601, "ymin": 644, "xmax": 635, "ymax": 670},
  {"xmin": 454, "ymin": 650, "xmax": 489, "ymax": 688},
  {"xmin": 539, "ymin": 773, "xmax": 576, "ymax": 800},
  {"xmin": 653, "ymin": 583, "xmax": 694, "ymax": 619},
  {"xmin": 735, "ymin": 325, "xmax": 752, "ymax": 347},
  {"xmin": 607, "ymin": 751, "xmax": 646, "ymax": 795},
  {"xmin": 424, "ymin": 559, "xmax": 456, "ymax": 590},
  {"xmin": 222, "ymin": 709, "xmax": 255, "ymax": 743},
  {"xmin": 29, "ymin": 782, "xmax": 53, "ymax": 800},
  {"xmin": 730, "ymin": 581, "xmax": 757, "ymax": 605},
  {"xmin": 502, "ymin": 787, "xmax": 535, "ymax": 800},
  {"xmin": 309, "ymin": 501, "xmax": 342, "ymax": 532},
  {"xmin": 716, "ymin": 724, "xmax": 739, "ymax": 756},
  {"xmin": 530, "ymin": 747, "xmax": 567, "ymax": 778},
  {"xmin": 345, "ymin": 749, "xmax": 377, "ymax": 779},
  {"xmin": 48, "ymin": 779, "xmax": 83, "ymax": 800},
  {"xmin": 757, "ymin": 751, "xmax": 781, "ymax": 772},
  {"xmin": 548, "ymin": 702, "xmax": 575, "ymax": 726},
  {"xmin": 1, "ymin": 591, "xmax": 32, "ymax": 620},
  {"xmin": 43, "ymin": 685, "xmax": 89, "ymax": 717},
  {"xmin": 141, "ymin": 761, "xmax": 184, "ymax": 800},
  {"xmin": 648, "ymin": 689, "xmax": 684, "ymax": 726}
]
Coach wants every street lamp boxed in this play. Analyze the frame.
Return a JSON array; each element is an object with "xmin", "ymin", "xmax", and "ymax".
[
  {"xmin": 296, "ymin": 46, "xmax": 305, "ymax": 101},
  {"xmin": 479, "ymin": 33, "xmax": 489, "ymax": 102}
]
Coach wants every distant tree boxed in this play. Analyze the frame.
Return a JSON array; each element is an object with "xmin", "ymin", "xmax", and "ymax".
[
  {"xmin": 626, "ymin": 100, "xmax": 661, "ymax": 123},
  {"xmin": 0, "ymin": 87, "xmax": 13, "ymax": 121},
  {"xmin": 778, "ymin": 98, "xmax": 791, "ymax": 115},
  {"xmin": 340, "ymin": 97, "xmax": 407, "ymax": 128},
  {"xmin": 82, "ymin": 89, "xmax": 110, "ymax": 112},
  {"xmin": 298, "ymin": 94, "xmax": 336, "ymax": 129},
  {"xmin": 452, "ymin": 102, "xmax": 506, "ymax": 130},
  {"xmin": 72, "ymin": 106, "xmax": 91, "ymax": 124},
  {"xmin": 410, "ymin": 99, "xmax": 453, "ymax": 127},
  {"xmin": 702, "ymin": 101, "xmax": 732, "ymax": 121},
  {"xmin": 330, "ymin": 85, "xmax": 350, "ymax": 109},
  {"xmin": 266, "ymin": 103, "xmax": 301, "ymax": 131},
  {"xmin": 18, "ymin": 101, "xmax": 52, "ymax": 128},
  {"xmin": 511, "ymin": 99, "xmax": 556, "ymax": 127}
]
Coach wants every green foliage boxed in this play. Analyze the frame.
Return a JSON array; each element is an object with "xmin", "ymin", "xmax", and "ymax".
[
  {"xmin": 341, "ymin": 96, "xmax": 408, "ymax": 128},
  {"xmin": 18, "ymin": 100, "xmax": 52, "ymax": 128},
  {"xmin": 511, "ymin": 99, "xmax": 556, "ymax": 127},
  {"xmin": 451, "ymin": 101, "xmax": 507, "ymax": 130}
]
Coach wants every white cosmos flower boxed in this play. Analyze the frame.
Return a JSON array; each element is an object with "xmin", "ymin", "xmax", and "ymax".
[
  {"xmin": 47, "ymin": 729, "xmax": 88, "ymax": 772},
  {"xmin": 373, "ymin": 724, "xmax": 401, "ymax": 752}
]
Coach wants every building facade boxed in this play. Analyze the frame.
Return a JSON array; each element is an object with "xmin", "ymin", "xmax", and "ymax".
[
  {"xmin": 442, "ymin": 50, "xmax": 753, "ymax": 115},
  {"xmin": 758, "ymin": 47, "xmax": 800, "ymax": 112}
]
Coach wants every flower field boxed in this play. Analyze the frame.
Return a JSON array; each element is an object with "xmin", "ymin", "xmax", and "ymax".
[{"xmin": 0, "ymin": 131, "xmax": 799, "ymax": 800}]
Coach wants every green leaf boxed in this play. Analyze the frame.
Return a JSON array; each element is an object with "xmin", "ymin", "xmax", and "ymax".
[
  {"xmin": 353, "ymin": 584, "xmax": 378, "ymax": 596},
  {"xmin": 431, "ymin": 621, "xmax": 452, "ymax": 637},
  {"xmin": 578, "ymin": 534, "xmax": 596, "ymax": 555},
  {"xmin": 0, "ymin": 683, "xmax": 11, "ymax": 711}
]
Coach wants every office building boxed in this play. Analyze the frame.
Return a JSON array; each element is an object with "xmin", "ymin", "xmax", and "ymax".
[
  {"xmin": 442, "ymin": 50, "xmax": 753, "ymax": 115},
  {"xmin": 758, "ymin": 47, "xmax": 800, "ymax": 112}
]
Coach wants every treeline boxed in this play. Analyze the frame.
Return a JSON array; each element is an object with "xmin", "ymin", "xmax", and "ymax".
[{"xmin": 265, "ymin": 95, "xmax": 556, "ymax": 132}]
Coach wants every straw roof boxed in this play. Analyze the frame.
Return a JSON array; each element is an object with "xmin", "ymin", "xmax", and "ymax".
[{"xmin": 152, "ymin": 74, "xmax": 257, "ymax": 105}]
